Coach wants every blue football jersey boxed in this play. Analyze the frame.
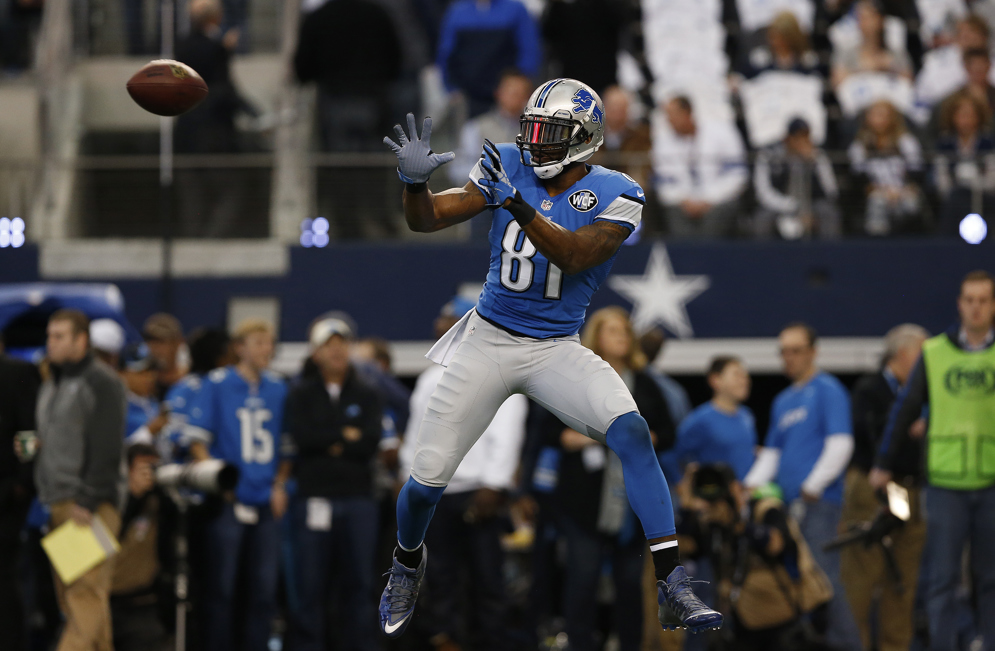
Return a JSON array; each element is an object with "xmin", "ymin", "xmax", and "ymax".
[
  {"xmin": 470, "ymin": 143, "xmax": 644, "ymax": 338},
  {"xmin": 125, "ymin": 393, "xmax": 158, "ymax": 440},
  {"xmin": 188, "ymin": 366, "xmax": 288, "ymax": 506},
  {"xmin": 164, "ymin": 373, "xmax": 206, "ymax": 460}
]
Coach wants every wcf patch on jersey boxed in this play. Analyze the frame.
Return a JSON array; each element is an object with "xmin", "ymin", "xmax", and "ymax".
[{"xmin": 568, "ymin": 190, "xmax": 598, "ymax": 212}]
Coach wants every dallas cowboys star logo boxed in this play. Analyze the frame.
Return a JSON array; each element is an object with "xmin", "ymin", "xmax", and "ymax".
[{"xmin": 607, "ymin": 243, "xmax": 710, "ymax": 338}]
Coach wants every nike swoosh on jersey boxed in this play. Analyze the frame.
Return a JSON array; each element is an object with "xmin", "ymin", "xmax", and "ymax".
[
  {"xmin": 636, "ymin": 190, "xmax": 645, "ymax": 197},
  {"xmin": 384, "ymin": 614, "xmax": 411, "ymax": 634}
]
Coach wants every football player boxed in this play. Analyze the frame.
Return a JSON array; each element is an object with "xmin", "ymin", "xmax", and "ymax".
[{"xmin": 380, "ymin": 79, "xmax": 722, "ymax": 637}]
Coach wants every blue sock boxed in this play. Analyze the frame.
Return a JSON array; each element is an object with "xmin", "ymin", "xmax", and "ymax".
[
  {"xmin": 605, "ymin": 411, "xmax": 676, "ymax": 539},
  {"xmin": 395, "ymin": 476, "xmax": 446, "ymax": 553}
]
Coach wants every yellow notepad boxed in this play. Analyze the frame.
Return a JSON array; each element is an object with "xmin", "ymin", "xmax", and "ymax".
[{"xmin": 41, "ymin": 515, "xmax": 120, "ymax": 585}]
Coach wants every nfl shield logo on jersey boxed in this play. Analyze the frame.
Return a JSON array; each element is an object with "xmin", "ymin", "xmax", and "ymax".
[
  {"xmin": 541, "ymin": 199, "xmax": 553, "ymax": 211},
  {"xmin": 568, "ymin": 190, "xmax": 598, "ymax": 212}
]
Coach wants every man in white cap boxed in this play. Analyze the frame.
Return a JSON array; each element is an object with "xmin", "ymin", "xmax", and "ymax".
[
  {"xmin": 284, "ymin": 315, "xmax": 385, "ymax": 651},
  {"xmin": 90, "ymin": 318, "xmax": 126, "ymax": 369}
]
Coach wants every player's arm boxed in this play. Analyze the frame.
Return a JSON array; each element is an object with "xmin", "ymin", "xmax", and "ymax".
[
  {"xmin": 385, "ymin": 113, "xmax": 488, "ymax": 233},
  {"xmin": 402, "ymin": 181, "xmax": 488, "ymax": 233},
  {"xmin": 475, "ymin": 139, "xmax": 631, "ymax": 274}
]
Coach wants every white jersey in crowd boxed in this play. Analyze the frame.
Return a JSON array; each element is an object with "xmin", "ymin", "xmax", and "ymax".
[
  {"xmin": 399, "ymin": 364, "xmax": 528, "ymax": 495},
  {"xmin": 652, "ymin": 117, "xmax": 748, "ymax": 206}
]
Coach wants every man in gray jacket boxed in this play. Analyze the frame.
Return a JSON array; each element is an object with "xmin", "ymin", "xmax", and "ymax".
[{"xmin": 35, "ymin": 309, "xmax": 125, "ymax": 651}]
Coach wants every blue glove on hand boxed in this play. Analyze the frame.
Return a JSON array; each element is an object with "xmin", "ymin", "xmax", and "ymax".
[
  {"xmin": 475, "ymin": 139, "xmax": 518, "ymax": 207},
  {"xmin": 383, "ymin": 113, "xmax": 455, "ymax": 184}
]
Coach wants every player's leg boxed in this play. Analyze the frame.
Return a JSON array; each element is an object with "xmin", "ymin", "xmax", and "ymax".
[
  {"xmin": 527, "ymin": 339, "xmax": 722, "ymax": 632},
  {"xmin": 381, "ymin": 328, "xmax": 515, "ymax": 638}
]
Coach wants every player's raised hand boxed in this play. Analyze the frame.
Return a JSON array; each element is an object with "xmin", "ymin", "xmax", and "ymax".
[
  {"xmin": 475, "ymin": 139, "xmax": 519, "ymax": 207},
  {"xmin": 383, "ymin": 113, "xmax": 455, "ymax": 184}
]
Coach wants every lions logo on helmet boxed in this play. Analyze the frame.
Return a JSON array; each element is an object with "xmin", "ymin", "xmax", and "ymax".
[{"xmin": 516, "ymin": 79, "xmax": 606, "ymax": 180}]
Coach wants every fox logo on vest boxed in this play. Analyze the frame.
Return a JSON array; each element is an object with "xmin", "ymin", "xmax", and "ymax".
[
  {"xmin": 568, "ymin": 190, "xmax": 598, "ymax": 212},
  {"xmin": 944, "ymin": 365, "xmax": 995, "ymax": 398}
]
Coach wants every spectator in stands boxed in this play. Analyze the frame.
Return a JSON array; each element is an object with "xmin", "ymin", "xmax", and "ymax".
[
  {"xmin": 450, "ymin": 70, "xmax": 532, "ymax": 186},
  {"xmin": 437, "ymin": 0, "xmax": 540, "ymax": 118},
  {"xmin": 848, "ymin": 100, "xmax": 925, "ymax": 235},
  {"xmin": 398, "ymin": 297, "xmax": 528, "ymax": 651},
  {"xmin": 638, "ymin": 328, "xmax": 691, "ymax": 429},
  {"xmin": 143, "ymin": 313, "xmax": 187, "ymax": 396},
  {"xmin": 0, "ymin": 333, "xmax": 40, "ymax": 651},
  {"xmin": 90, "ymin": 318, "xmax": 126, "ymax": 369},
  {"xmin": 744, "ymin": 322, "xmax": 860, "ymax": 651},
  {"xmin": 549, "ymin": 307, "xmax": 674, "ymax": 651},
  {"xmin": 294, "ymin": 0, "xmax": 402, "ymax": 151},
  {"xmin": 831, "ymin": 0, "xmax": 913, "ymax": 90},
  {"xmin": 0, "ymin": 0, "xmax": 42, "ymax": 71},
  {"xmin": 873, "ymin": 271, "xmax": 995, "ymax": 651},
  {"xmin": 743, "ymin": 11, "xmax": 821, "ymax": 78},
  {"xmin": 543, "ymin": 0, "xmax": 628, "ymax": 95},
  {"xmin": 111, "ymin": 443, "xmax": 173, "ymax": 651},
  {"xmin": 934, "ymin": 90, "xmax": 995, "ymax": 234},
  {"xmin": 285, "ymin": 316, "xmax": 383, "ymax": 651},
  {"xmin": 933, "ymin": 48, "xmax": 995, "ymax": 137},
  {"xmin": 119, "ymin": 345, "xmax": 170, "ymax": 450},
  {"xmin": 655, "ymin": 96, "xmax": 748, "ymax": 238},
  {"xmin": 753, "ymin": 117, "xmax": 841, "ymax": 239},
  {"xmin": 673, "ymin": 356, "xmax": 757, "ymax": 481},
  {"xmin": 589, "ymin": 86, "xmax": 653, "ymax": 200},
  {"xmin": 841, "ymin": 324, "xmax": 929, "ymax": 651},
  {"xmin": 917, "ymin": 15, "xmax": 991, "ymax": 111},
  {"xmin": 175, "ymin": 0, "xmax": 259, "ymax": 238},
  {"xmin": 188, "ymin": 319, "xmax": 291, "ymax": 651},
  {"xmin": 35, "ymin": 309, "xmax": 125, "ymax": 651}
]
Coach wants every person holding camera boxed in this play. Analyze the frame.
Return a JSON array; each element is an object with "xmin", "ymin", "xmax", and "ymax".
[
  {"xmin": 873, "ymin": 271, "xmax": 995, "ymax": 651},
  {"xmin": 676, "ymin": 466, "xmax": 833, "ymax": 651},
  {"xmin": 744, "ymin": 323, "xmax": 859, "ymax": 651},
  {"xmin": 841, "ymin": 324, "xmax": 929, "ymax": 651},
  {"xmin": 187, "ymin": 319, "xmax": 291, "ymax": 651},
  {"xmin": 111, "ymin": 443, "xmax": 176, "ymax": 651},
  {"xmin": 284, "ymin": 316, "xmax": 384, "ymax": 651}
]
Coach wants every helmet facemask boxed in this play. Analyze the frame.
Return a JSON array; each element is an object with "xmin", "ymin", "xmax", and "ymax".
[{"xmin": 516, "ymin": 114, "xmax": 593, "ymax": 179}]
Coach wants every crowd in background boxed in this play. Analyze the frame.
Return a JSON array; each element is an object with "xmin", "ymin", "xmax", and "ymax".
[
  {"xmin": 7, "ymin": 0, "xmax": 995, "ymax": 238},
  {"xmin": 0, "ymin": 269, "xmax": 993, "ymax": 651}
]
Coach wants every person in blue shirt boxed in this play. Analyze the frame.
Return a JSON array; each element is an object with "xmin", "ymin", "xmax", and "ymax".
[
  {"xmin": 187, "ymin": 319, "xmax": 290, "ymax": 651},
  {"xmin": 437, "ymin": 0, "xmax": 540, "ymax": 117},
  {"xmin": 674, "ymin": 356, "xmax": 757, "ymax": 481},
  {"xmin": 744, "ymin": 323, "xmax": 859, "ymax": 651},
  {"xmin": 380, "ymin": 79, "xmax": 720, "ymax": 638},
  {"xmin": 164, "ymin": 327, "xmax": 235, "ymax": 461}
]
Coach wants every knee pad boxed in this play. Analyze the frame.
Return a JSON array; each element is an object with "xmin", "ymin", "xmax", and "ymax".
[{"xmin": 605, "ymin": 411, "xmax": 653, "ymax": 459}]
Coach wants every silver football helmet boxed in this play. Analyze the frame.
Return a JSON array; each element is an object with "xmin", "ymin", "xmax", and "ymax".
[{"xmin": 516, "ymin": 78, "xmax": 606, "ymax": 179}]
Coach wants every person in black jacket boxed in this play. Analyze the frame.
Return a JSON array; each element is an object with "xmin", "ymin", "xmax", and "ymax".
[
  {"xmin": 286, "ymin": 316, "xmax": 383, "ymax": 651},
  {"xmin": 0, "ymin": 334, "xmax": 41, "ymax": 651},
  {"xmin": 840, "ymin": 323, "xmax": 929, "ymax": 651},
  {"xmin": 547, "ymin": 306, "xmax": 675, "ymax": 651}
]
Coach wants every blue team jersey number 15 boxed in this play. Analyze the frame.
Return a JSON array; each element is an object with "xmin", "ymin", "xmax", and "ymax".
[
  {"xmin": 236, "ymin": 408, "xmax": 274, "ymax": 464},
  {"xmin": 500, "ymin": 221, "xmax": 563, "ymax": 300}
]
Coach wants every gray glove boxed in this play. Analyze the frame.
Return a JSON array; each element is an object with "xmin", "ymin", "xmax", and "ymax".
[{"xmin": 383, "ymin": 113, "xmax": 455, "ymax": 184}]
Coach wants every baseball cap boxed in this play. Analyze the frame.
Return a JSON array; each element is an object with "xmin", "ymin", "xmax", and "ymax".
[
  {"xmin": 309, "ymin": 317, "xmax": 353, "ymax": 350},
  {"xmin": 90, "ymin": 318, "xmax": 126, "ymax": 355},
  {"xmin": 143, "ymin": 313, "xmax": 183, "ymax": 341},
  {"xmin": 120, "ymin": 343, "xmax": 160, "ymax": 372},
  {"xmin": 440, "ymin": 296, "xmax": 476, "ymax": 319}
]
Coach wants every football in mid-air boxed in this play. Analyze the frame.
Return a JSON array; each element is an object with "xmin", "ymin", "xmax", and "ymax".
[{"xmin": 126, "ymin": 59, "xmax": 208, "ymax": 117}]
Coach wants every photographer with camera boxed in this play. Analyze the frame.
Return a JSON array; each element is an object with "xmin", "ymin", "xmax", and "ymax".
[
  {"xmin": 841, "ymin": 324, "xmax": 929, "ymax": 651},
  {"xmin": 873, "ymin": 271, "xmax": 995, "ymax": 651},
  {"xmin": 677, "ymin": 465, "xmax": 833, "ymax": 651},
  {"xmin": 111, "ymin": 443, "xmax": 177, "ymax": 651}
]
